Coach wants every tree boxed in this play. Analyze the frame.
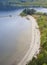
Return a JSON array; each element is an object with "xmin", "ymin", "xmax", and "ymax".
[{"xmin": 23, "ymin": 8, "xmax": 36, "ymax": 15}]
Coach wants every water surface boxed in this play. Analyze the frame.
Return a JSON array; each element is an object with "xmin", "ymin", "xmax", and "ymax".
[
  {"xmin": 0, "ymin": 10, "xmax": 32, "ymax": 65},
  {"xmin": 0, "ymin": 7, "xmax": 47, "ymax": 65}
]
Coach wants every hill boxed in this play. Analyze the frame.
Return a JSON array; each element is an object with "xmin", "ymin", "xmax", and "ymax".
[{"xmin": 0, "ymin": 0, "xmax": 47, "ymax": 7}]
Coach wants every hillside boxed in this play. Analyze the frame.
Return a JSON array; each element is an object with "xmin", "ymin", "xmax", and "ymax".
[
  {"xmin": 0, "ymin": 0, "xmax": 47, "ymax": 7},
  {"xmin": 0, "ymin": 0, "xmax": 47, "ymax": 3}
]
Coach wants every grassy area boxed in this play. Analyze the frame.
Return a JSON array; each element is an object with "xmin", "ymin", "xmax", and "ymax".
[
  {"xmin": 26, "ymin": 14, "xmax": 47, "ymax": 65},
  {"xmin": 20, "ymin": 9, "xmax": 47, "ymax": 65}
]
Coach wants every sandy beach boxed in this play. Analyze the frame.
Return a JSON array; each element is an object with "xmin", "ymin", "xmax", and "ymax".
[{"xmin": 18, "ymin": 15, "xmax": 40, "ymax": 65}]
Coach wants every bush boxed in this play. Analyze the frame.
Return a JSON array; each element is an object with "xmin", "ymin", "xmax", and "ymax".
[
  {"xmin": 26, "ymin": 15, "xmax": 47, "ymax": 65},
  {"xmin": 20, "ymin": 8, "xmax": 36, "ymax": 16}
]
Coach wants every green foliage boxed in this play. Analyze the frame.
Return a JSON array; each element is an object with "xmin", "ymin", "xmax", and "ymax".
[
  {"xmin": 27, "ymin": 14, "xmax": 47, "ymax": 65},
  {"xmin": 20, "ymin": 10, "xmax": 47, "ymax": 65},
  {"xmin": 0, "ymin": 0, "xmax": 47, "ymax": 7},
  {"xmin": 36, "ymin": 12, "xmax": 47, "ymax": 16},
  {"xmin": 20, "ymin": 9, "xmax": 36, "ymax": 16},
  {"xmin": 20, "ymin": 11, "xmax": 27, "ymax": 16},
  {"xmin": 42, "ymin": 63, "xmax": 47, "ymax": 65}
]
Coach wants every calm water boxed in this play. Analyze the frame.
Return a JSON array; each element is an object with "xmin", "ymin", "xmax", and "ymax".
[
  {"xmin": 0, "ymin": 8, "xmax": 47, "ymax": 65},
  {"xmin": 30, "ymin": 7, "xmax": 47, "ymax": 13},
  {"xmin": 0, "ymin": 10, "xmax": 32, "ymax": 65},
  {"xmin": 35, "ymin": 7, "xmax": 47, "ymax": 13}
]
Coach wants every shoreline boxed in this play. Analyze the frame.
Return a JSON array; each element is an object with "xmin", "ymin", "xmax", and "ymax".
[{"xmin": 18, "ymin": 15, "xmax": 40, "ymax": 65}]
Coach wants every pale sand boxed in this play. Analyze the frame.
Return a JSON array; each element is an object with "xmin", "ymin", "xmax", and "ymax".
[{"xmin": 18, "ymin": 15, "xmax": 40, "ymax": 65}]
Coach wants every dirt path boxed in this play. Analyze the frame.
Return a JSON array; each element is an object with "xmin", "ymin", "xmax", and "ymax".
[{"xmin": 18, "ymin": 15, "xmax": 40, "ymax": 65}]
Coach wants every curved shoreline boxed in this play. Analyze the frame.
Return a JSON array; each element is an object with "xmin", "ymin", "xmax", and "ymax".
[{"xmin": 18, "ymin": 15, "xmax": 40, "ymax": 65}]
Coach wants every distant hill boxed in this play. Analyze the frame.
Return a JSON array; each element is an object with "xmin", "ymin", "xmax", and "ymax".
[
  {"xmin": 0, "ymin": 0, "xmax": 47, "ymax": 2},
  {"xmin": 0, "ymin": 0, "xmax": 47, "ymax": 7}
]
